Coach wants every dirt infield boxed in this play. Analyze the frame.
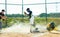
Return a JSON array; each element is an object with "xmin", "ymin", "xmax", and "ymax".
[
  {"xmin": 1, "ymin": 23, "xmax": 60, "ymax": 37},
  {"xmin": 0, "ymin": 33, "xmax": 32, "ymax": 37},
  {"xmin": 0, "ymin": 33, "xmax": 60, "ymax": 37},
  {"xmin": 39, "ymin": 33, "xmax": 60, "ymax": 37}
]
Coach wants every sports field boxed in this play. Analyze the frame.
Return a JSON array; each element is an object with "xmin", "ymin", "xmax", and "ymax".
[{"xmin": 0, "ymin": 17, "xmax": 60, "ymax": 37}]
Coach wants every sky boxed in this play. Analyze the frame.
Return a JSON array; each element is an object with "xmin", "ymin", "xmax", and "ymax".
[{"xmin": 0, "ymin": 0, "xmax": 60, "ymax": 15}]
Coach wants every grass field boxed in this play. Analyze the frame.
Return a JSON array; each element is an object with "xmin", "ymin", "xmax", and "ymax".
[{"xmin": 1, "ymin": 17, "xmax": 60, "ymax": 28}]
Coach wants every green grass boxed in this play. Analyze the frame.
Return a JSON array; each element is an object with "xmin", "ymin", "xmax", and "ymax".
[{"xmin": 1, "ymin": 17, "xmax": 60, "ymax": 28}]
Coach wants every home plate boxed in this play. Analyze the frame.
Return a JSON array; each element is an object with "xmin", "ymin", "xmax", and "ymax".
[{"xmin": 51, "ymin": 30, "xmax": 60, "ymax": 34}]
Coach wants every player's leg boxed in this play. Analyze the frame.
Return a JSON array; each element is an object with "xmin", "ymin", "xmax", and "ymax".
[{"xmin": 0, "ymin": 20, "xmax": 2, "ymax": 33}]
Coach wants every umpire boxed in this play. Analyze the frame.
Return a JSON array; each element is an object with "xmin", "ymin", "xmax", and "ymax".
[{"xmin": 0, "ymin": 9, "xmax": 5, "ymax": 32}]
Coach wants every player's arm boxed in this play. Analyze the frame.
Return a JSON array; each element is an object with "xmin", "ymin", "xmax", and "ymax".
[{"xmin": 1, "ymin": 13, "xmax": 7, "ymax": 21}]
